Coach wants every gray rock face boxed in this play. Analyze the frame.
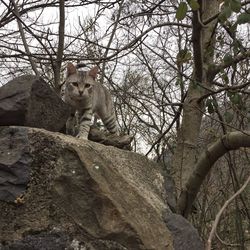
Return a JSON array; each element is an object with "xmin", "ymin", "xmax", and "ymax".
[
  {"xmin": 0, "ymin": 126, "xmax": 204, "ymax": 250},
  {"xmin": 0, "ymin": 235, "xmax": 128, "ymax": 250},
  {"xmin": 0, "ymin": 232, "xmax": 71, "ymax": 250},
  {"xmin": 0, "ymin": 127, "xmax": 31, "ymax": 202},
  {"xmin": 0, "ymin": 75, "xmax": 70, "ymax": 132},
  {"xmin": 165, "ymin": 213, "xmax": 204, "ymax": 250}
]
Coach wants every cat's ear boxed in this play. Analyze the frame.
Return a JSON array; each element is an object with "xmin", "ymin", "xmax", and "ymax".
[
  {"xmin": 88, "ymin": 66, "xmax": 99, "ymax": 79},
  {"xmin": 67, "ymin": 62, "xmax": 77, "ymax": 76}
]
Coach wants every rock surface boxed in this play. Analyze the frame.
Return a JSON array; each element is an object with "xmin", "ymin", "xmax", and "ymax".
[
  {"xmin": 0, "ymin": 126, "xmax": 204, "ymax": 250},
  {"xmin": 0, "ymin": 127, "xmax": 32, "ymax": 202},
  {"xmin": 164, "ymin": 213, "xmax": 204, "ymax": 250},
  {"xmin": 0, "ymin": 75, "xmax": 70, "ymax": 132}
]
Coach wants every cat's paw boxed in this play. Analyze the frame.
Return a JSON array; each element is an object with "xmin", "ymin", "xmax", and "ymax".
[{"xmin": 76, "ymin": 132, "xmax": 88, "ymax": 140}]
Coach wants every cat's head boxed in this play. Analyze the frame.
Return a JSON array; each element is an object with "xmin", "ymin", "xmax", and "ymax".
[{"xmin": 65, "ymin": 62, "xmax": 98, "ymax": 99}]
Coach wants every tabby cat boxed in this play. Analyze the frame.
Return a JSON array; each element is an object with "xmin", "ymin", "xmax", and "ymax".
[{"xmin": 62, "ymin": 62, "xmax": 117, "ymax": 139}]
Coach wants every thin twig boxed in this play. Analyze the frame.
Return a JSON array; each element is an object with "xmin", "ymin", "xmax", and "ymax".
[
  {"xmin": 215, "ymin": 231, "xmax": 240, "ymax": 248},
  {"xmin": 54, "ymin": 0, "xmax": 65, "ymax": 92},
  {"xmin": 100, "ymin": 0, "xmax": 124, "ymax": 84},
  {"xmin": 10, "ymin": 0, "xmax": 39, "ymax": 75},
  {"xmin": 206, "ymin": 175, "xmax": 250, "ymax": 250},
  {"xmin": 0, "ymin": 0, "xmax": 55, "ymax": 69}
]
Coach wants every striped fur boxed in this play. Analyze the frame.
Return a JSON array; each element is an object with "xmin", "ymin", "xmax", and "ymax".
[{"xmin": 62, "ymin": 63, "xmax": 117, "ymax": 139}]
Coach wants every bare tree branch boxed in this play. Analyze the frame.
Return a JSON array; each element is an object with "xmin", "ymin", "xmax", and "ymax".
[
  {"xmin": 10, "ymin": 0, "xmax": 39, "ymax": 75},
  {"xmin": 54, "ymin": 0, "xmax": 65, "ymax": 92},
  {"xmin": 100, "ymin": 0, "xmax": 124, "ymax": 84},
  {"xmin": 0, "ymin": 0, "xmax": 54, "ymax": 62},
  {"xmin": 178, "ymin": 131, "xmax": 250, "ymax": 217},
  {"xmin": 197, "ymin": 81, "xmax": 250, "ymax": 102},
  {"xmin": 210, "ymin": 50, "xmax": 250, "ymax": 77},
  {"xmin": 206, "ymin": 175, "xmax": 250, "ymax": 250}
]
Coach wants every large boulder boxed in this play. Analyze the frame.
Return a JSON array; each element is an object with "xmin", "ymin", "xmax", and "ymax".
[
  {"xmin": 0, "ymin": 75, "xmax": 70, "ymax": 132},
  {"xmin": 0, "ymin": 126, "xmax": 204, "ymax": 250}
]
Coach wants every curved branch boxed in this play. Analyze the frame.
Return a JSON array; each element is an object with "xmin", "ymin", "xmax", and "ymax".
[
  {"xmin": 206, "ymin": 175, "xmax": 250, "ymax": 250},
  {"xmin": 178, "ymin": 131, "xmax": 250, "ymax": 217},
  {"xmin": 102, "ymin": 21, "xmax": 191, "ymax": 61}
]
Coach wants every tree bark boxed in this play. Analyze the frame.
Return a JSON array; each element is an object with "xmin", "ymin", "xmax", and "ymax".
[
  {"xmin": 172, "ymin": 0, "xmax": 219, "ymax": 192},
  {"xmin": 54, "ymin": 0, "xmax": 65, "ymax": 93}
]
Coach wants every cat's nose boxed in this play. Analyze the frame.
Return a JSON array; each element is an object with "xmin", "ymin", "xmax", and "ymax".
[{"xmin": 79, "ymin": 90, "xmax": 83, "ymax": 95}]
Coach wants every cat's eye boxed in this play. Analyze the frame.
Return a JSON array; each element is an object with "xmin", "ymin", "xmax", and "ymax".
[
  {"xmin": 85, "ymin": 83, "xmax": 91, "ymax": 88},
  {"xmin": 71, "ymin": 82, "xmax": 78, "ymax": 87}
]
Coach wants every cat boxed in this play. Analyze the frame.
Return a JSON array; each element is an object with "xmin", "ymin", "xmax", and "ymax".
[{"xmin": 62, "ymin": 62, "xmax": 117, "ymax": 139}]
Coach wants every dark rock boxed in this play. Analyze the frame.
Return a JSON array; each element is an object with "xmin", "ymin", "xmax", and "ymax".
[
  {"xmin": 0, "ymin": 75, "xmax": 70, "ymax": 132},
  {"xmin": 0, "ymin": 127, "xmax": 31, "ymax": 202},
  {"xmin": 0, "ymin": 232, "xmax": 72, "ymax": 250},
  {"xmin": 164, "ymin": 213, "xmax": 204, "ymax": 250},
  {"xmin": 0, "ymin": 235, "xmax": 130, "ymax": 250},
  {"xmin": 164, "ymin": 174, "xmax": 177, "ymax": 212},
  {"xmin": 85, "ymin": 239, "xmax": 129, "ymax": 250}
]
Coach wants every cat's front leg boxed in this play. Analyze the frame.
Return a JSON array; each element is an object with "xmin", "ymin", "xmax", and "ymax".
[{"xmin": 76, "ymin": 108, "xmax": 92, "ymax": 140}]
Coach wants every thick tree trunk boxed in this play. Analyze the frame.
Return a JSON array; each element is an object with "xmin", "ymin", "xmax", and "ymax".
[{"xmin": 172, "ymin": 0, "xmax": 219, "ymax": 192}]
